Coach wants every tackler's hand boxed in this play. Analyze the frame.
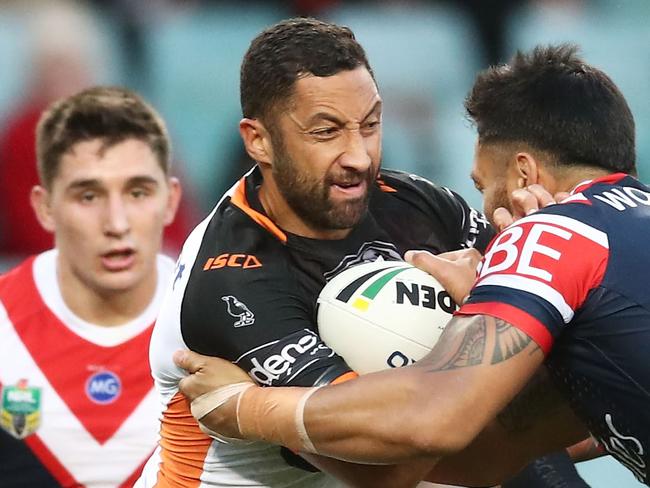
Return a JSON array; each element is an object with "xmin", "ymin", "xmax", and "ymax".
[
  {"xmin": 405, "ymin": 248, "xmax": 481, "ymax": 305},
  {"xmin": 174, "ymin": 350, "xmax": 252, "ymax": 402},
  {"xmin": 174, "ymin": 350, "xmax": 255, "ymax": 441},
  {"xmin": 495, "ymin": 184, "xmax": 570, "ymax": 232}
]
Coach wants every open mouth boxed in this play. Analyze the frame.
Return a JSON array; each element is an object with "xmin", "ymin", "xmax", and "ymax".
[
  {"xmin": 332, "ymin": 180, "xmax": 365, "ymax": 195},
  {"xmin": 101, "ymin": 249, "xmax": 136, "ymax": 271}
]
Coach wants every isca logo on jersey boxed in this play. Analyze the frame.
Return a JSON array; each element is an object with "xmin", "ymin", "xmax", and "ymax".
[
  {"xmin": 203, "ymin": 253, "xmax": 262, "ymax": 270},
  {"xmin": 85, "ymin": 371, "xmax": 121, "ymax": 404}
]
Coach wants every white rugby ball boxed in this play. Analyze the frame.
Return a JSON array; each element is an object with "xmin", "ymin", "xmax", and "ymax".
[{"xmin": 317, "ymin": 260, "xmax": 457, "ymax": 374}]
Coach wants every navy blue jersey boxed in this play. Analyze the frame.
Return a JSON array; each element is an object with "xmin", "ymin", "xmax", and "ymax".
[{"xmin": 459, "ymin": 173, "xmax": 650, "ymax": 484}]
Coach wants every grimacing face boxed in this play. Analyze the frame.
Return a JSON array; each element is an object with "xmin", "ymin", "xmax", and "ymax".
[
  {"xmin": 269, "ymin": 67, "xmax": 382, "ymax": 233},
  {"xmin": 471, "ymin": 142, "xmax": 521, "ymax": 226},
  {"xmin": 34, "ymin": 138, "xmax": 180, "ymax": 298}
]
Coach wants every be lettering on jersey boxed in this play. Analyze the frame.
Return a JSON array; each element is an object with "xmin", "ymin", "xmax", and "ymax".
[{"xmin": 476, "ymin": 213, "xmax": 609, "ymax": 323}]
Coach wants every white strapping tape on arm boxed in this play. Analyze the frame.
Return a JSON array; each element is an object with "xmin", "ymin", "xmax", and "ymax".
[
  {"xmin": 295, "ymin": 387, "xmax": 321, "ymax": 454},
  {"xmin": 190, "ymin": 382, "xmax": 254, "ymax": 444}
]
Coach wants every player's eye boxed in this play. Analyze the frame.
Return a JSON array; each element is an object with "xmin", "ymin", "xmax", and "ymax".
[
  {"xmin": 361, "ymin": 120, "xmax": 381, "ymax": 134},
  {"xmin": 80, "ymin": 191, "xmax": 97, "ymax": 202},
  {"xmin": 311, "ymin": 127, "xmax": 339, "ymax": 139}
]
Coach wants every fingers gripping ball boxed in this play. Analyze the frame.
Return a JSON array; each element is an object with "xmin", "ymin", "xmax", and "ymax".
[{"xmin": 317, "ymin": 260, "xmax": 457, "ymax": 374}]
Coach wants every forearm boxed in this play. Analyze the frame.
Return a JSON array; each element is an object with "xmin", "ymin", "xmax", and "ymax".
[
  {"xmin": 192, "ymin": 315, "xmax": 544, "ymax": 464},
  {"xmin": 208, "ymin": 364, "xmax": 513, "ymax": 464},
  {"xmin": 218, "ymin": 368, "xmax": 446, "ymax": 462}
]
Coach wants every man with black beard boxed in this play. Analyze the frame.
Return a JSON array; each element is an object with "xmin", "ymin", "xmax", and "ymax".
[{"xmin": 138, "ymin": 18, "xmax": 493, "ymax": 487}]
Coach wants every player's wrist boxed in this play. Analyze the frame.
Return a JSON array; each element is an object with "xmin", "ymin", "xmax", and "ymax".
[
  {"xmin": 237, "ymin": 386, "xmax": 321, "ymax": 453},
  {"xmin": 191, "ymin": 382, "xmax": 254, "ymax": 441}
]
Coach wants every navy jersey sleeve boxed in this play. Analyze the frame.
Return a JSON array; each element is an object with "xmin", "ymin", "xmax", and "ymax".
[
  {"xmin": 180, "ymin": 242, "xmax": 352, "ymax": 388},
  {"xmin": 457, "ymin": 203, "xmax": 609, "ymax": 354}
]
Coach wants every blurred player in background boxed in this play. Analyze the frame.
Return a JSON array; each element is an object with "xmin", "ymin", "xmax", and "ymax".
[
  {"xmin": 137, "ymin": 17, "xmax": 494, "ymax": 488},
  {"xmin": 0, "ymin": 86, "xmax": 181, "ymax": 487},
  {"xmin": 173, "ymin": 44, "xmax": 650, "ymax": 487},
  {"xmin": 0, "ymin": 2, "xmax": 197, "ymax": 262}
]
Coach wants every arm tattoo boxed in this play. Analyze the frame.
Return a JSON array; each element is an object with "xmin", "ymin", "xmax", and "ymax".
[
  {"xmin": 419, "ymin": 315, "xmax": 539, "ymax": 372},
  {"xmin": 491, "ymin": 321, "xmax": 534, "ymax": 363}
]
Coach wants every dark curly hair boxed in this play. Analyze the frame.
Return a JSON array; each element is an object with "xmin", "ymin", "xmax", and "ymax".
[{"xmin": 465, "ymin": 43, "xmax": 636, "ymax": 173}]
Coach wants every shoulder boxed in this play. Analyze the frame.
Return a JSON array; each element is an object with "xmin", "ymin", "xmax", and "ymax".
[
  {"xmin": 377, "ymin": 169, "xmax": 494, "ymax": 251},
  {"xmin": 0, "ymin": 253, "xmax": 45, "ymax": 301}
]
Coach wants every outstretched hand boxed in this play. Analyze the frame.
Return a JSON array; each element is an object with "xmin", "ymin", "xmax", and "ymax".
[{"xmin": 404, "ymin": 248, "xmax": 481, "ymax": 305}]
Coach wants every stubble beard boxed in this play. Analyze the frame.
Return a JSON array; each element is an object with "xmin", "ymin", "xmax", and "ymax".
[{"xmin": 272, "ymin": 146, "xmax": 375, "ymax": 232}]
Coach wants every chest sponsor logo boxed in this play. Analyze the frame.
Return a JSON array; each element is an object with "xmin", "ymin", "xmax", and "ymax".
[
  {"xmin": 203, "ymin": 253, "xmax": 262, "ymax": 270},
  {"xmin": 239, "ymin": 330, "xmax": 335, "ymax": 386},
  {"xmin": 85, "ymin": 371, "xmax": 121, "ymax": 405},
  {"xmin": 221, "ymin": 295, "xmax": 255, "ymax": 327},
  {"xmin": 0, "ymin": 379, "xmax": 42, "ymax": 439}
]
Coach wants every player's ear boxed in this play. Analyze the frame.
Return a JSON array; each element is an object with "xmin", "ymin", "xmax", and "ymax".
[
  {"xmin": 163, "ymin": 176, "xmax": 182, "ymax": 226},
  {"xmin": 239, "ymin": 118, "xmax": 274, "ymax": 166},
  {"xmin": 514, "ymin": 152, "xmax": 539, "ymax": 187},
  {"xmin": 30, "ymin": 185, "xmax": 56, "ymax": 233}
]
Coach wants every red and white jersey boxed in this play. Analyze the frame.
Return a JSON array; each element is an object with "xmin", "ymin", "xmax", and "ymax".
[{"xmin": 0, "ymin": 250, "xmax": 174, "ymax": 488}]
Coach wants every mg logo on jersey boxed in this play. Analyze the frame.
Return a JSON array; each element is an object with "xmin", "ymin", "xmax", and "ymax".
[{"xmin": 86, "ymin": 371, "xmax": 121, "ymax": 404}]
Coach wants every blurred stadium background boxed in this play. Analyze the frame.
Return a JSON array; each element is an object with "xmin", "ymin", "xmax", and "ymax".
[{"xmin": 0, "ymin": 1, "xmax": 647, "ymax": 485}]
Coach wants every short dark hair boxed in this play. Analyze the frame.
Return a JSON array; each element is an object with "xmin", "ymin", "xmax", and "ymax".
[
  {"xmin": 36, "ymin": 86, "xmax": 171, "ymax": 188},
  {"xmin": 240, "ymin": 17, "xmax": 374, "ymax": 123},
  {"xmin": 465, "ymin": 43, "xmax": 636, "ymax": 173}
]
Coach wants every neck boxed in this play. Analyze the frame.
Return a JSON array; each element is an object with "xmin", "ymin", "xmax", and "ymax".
[
  {"xmin": 258, "ymin": 178, "xmax": 352, "ymax": 240},
  {"xmin": 56, "ymin": 257, "xmax": 157, "ymax": 327},
  {"xmin": 546, "ymin": 166, "xmax": 614, "ymax": 194}
]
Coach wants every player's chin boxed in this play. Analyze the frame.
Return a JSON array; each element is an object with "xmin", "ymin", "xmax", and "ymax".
[
  {"xmin": 96, "ymin": 267, "xmax": 146, "ymax": 294},
  {"xmin": 327, "ymin": 200, "xmax": 368, "ymax": 229}
]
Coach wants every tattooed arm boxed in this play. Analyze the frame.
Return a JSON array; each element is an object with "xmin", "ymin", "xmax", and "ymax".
[{"xmin": 178, "ymin": 313, "xmax": 548, "ymax": 468}]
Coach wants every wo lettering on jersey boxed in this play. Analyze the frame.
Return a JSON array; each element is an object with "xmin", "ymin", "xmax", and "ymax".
[
  {"xmin": 235, "ymin": 330, "xmax": 335, "ymax": 386},
  {"xmin": 593, "ymin": 186, "xmax": 650, "ymax": 211},
  {"xmin": 475, "ymin": 213, "xmax": 609, "ymax": 324}
]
